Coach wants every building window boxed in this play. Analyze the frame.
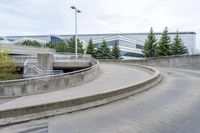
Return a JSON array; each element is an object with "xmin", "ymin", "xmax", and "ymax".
[
  {"xmin": 120, "ymin": 51, "xmax": 143, "ymax": 57},
  {"xmin": 136, "ymin": 44, "xmax": 144, "ymax": 49}
]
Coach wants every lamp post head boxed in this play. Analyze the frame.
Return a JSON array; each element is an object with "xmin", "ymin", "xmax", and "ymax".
[
  {"xmin": 71, "ymin": 6, "xmax": 76, "ymax": 9},
  {"xmin": 77, "ymin": 10, "xmax": 81, "ymax": 13}
]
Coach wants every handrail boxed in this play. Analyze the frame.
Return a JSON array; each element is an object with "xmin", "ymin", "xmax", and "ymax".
[
  {"xmin": 11, "ymin": 53, "xmax": 92, "ymax": 62},
  {"xmin": 0, "ymin": 58, "xmax": 99, "ymax": 83},
  {"xmin": 23, "ymin": 58, "xmax": 63, "ymax": 78},
  {"xmin": 53, "ymin": 53, "xmax": 91, "ymax": 61}
]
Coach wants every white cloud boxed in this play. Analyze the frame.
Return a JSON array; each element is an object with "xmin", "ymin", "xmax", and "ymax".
[{"xmin": 0, "ymin": 0, "xmax": 199, "ymax": 49}]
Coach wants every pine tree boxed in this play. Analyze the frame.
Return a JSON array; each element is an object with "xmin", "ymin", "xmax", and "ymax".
[
  {"xmin": 86, "ymin": 39, "xmax": 96, "ymax": 58},
  {"xmin": 46, "ymin": 39, "xmax": 68, "ymax": 52},
  {"xmin": 156, "ymin": 27, "xmax": 172, "ymax": 56},
  {"xmin": 67, "ymin": 36, "xmax": 84, "ymax": 53},
  {"xmin": 112, "ymin": 43, "xmax": 121, "ymax": 59},
  {"xmin": 96, "ymin": 40, "xmax": 111, "ymax": 59},
  {"xmin": 142, "ymin": 27, "xmax": 157, "ymax": 57},
  {"xmin": 172, "ymin": 31, "xmax": 188, "ymax": 55},
  {"xmin": 55, "ymin": 39, "xmax": 68, "ymax": 52}
]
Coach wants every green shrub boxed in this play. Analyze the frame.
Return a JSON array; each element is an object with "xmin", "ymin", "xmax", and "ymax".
[{"xmin": 0, "ymin": 50, "xmax": 16, "ymax": 80}]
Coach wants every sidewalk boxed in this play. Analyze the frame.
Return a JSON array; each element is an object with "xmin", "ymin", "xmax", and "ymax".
[{"xmin": 0, "ymin": 63, "xmax": 152, "ymax": 111}]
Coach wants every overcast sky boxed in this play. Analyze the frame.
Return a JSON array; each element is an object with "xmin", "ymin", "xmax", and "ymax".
[{"xmin": 0, "ymin": 0, "xmax": 199, "ymax": 49}]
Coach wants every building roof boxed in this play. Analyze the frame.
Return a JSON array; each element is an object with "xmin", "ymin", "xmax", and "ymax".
[{"xmin": 4, "ymin": 31, "xmax": 196, "ymax": 38}]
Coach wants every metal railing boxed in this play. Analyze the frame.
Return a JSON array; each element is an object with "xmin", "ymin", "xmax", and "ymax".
[
  {"xmin": 53, "ymin": 53, "xmax": 91, "ymax": 62},
  {"xmin": 11, "ymin": 55, "xmax": 37, "ymax": 63},
  {"xmin": 23, "ymin": 59, "xmax": 63, "ymax": 78},
  {"xmin": 11, "ymin": 53, "xmax": 93, "ymax": 78},
  {"xmin": 11, "ymin": 53, "xmax": 92, "ymax": 63}
]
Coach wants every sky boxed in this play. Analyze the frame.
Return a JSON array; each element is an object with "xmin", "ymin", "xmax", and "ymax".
[{"xmin": 0, "ymin": 0, "xmax": 199, "ymax": 49}]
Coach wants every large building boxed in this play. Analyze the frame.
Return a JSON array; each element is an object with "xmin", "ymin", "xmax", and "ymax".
[
  {"xmin": 1, "ymin": 32, "xmax": 196, "ymax": 59},
  {"xmin": 92, "ymin": 35, "xmax": 144, "ymax": 59}
]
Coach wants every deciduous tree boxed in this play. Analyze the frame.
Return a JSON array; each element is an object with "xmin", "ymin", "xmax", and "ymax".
[
  {"xmin": 0, "ymin": 49, "xmax": 16, "ymax": 80},
  {"xmin": 21, "ymin": 40, "xmax": 42, "ymax": 47}
]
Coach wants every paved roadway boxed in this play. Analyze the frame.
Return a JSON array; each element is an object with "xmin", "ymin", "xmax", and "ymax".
[{"xmin": 1, "ymin": 66, "xmax": 200, "ymax": 133}]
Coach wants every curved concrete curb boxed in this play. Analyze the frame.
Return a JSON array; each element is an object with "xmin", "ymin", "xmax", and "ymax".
[
  {"xmin": 0, "ymin": 63, "xmax": 161, "ymax": 126},
  {"xmin": 0, "ymin": 59, "xmax": 101, "ymax": 98}
]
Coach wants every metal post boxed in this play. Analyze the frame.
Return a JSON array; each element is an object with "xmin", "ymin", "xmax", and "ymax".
[
  {"xmin": 75, "ymin": 9, "xmax": 78, "ymax": 60},
  {"xmin": 71, "ymin": 6, "xmax": 81, "ymax": 60}
]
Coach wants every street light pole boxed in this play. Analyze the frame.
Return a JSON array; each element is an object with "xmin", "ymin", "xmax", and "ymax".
[{"xmin": 71, "ymin": 6, "xmax": 81, "ymax": 59}]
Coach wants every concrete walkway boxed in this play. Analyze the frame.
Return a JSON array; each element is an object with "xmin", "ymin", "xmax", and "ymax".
[
  {"xmin": 0, "ymin": 63, "xmax": 151, "ymax": 111},
  {"xmin": 1, "ymin": 67, "xmax": 200, "ymax": 133}
]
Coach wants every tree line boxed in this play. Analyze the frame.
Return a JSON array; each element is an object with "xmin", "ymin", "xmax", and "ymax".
[
  {"xmin": 142, "ymin": 27, "xmax": 188, "ymax": 58},
  {"xmin": 46, "ymin": 36, "xmax": 84, "ymax": 53},
  {"xmin": 86, "ymin": 39, "xmax": 121, "ymax": 59},
  {"xmin": 46, "ymin": 36, "xmax": 121, "ymax": 59},
  {"xmin": 20, "ymin": 40, "xmax": 42, "ymax": 47},
  {"xmin": 19, "ymin": 27, "xmax": 188, "ymax": 59},
  {"xmin": 18, "ymin": 36, "xmax": 121, "ymax": 59}
]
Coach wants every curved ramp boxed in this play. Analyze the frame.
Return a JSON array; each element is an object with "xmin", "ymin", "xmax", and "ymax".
[
  {"xmin": 0, "ymin": 63, "xmax": 161, "ymax": 126},
  {"xmin": 42, "ymin": 67, "xmax": 200, "ymax": 133}
]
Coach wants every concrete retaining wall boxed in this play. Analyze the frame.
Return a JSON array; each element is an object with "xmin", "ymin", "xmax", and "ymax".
[
  {"xmin": 38, "ymin": 53, "xmax": 53, "ymax": 70},
  {"xmin": 0, "ymin": 43, "xmax": 55, "ymax": 55},
  {"xmin": 53, "ymin": 61, "xmax": 91, "ymax": 68},
  {"xmin": 100, "ymin": 54, "xmax": 200, "ymax": 69},
  {"xmin": 0, "ymin": 64, "xmax": 161, "ymax": 126},
  {"xmin": 0, "ymin": 60, "xmax": 100, "ymax": 98}
]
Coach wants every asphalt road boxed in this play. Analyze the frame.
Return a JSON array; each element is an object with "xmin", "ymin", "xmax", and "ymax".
[{"xmin": 1, "ymin": 67, "xmax": 200, "ymax": 133}]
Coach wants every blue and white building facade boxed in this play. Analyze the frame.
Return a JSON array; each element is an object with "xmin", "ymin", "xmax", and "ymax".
[
  {"xmin": 1, "ymin": 32, "xmax": 196, "ymax": 59},
  {"xmin": 91, "ymin": 35, "xmax": 144, "ymax": 59}
]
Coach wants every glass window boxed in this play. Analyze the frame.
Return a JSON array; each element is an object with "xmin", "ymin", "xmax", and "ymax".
[
  {"xmin": 119, "ymin": 40, "xmax": 136, "ymax": 48},
  {"xmin": 120, "ymin": 51, "xmax": 143, "ymax": 57},
  {"xmin": 136, "ymin": 44, "xmax": 144, "ymax": 49}
]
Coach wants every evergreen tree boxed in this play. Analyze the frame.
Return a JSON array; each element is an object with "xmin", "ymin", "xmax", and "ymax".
[
  {"xmin": 112, "ymin": 43, "xmax": 121, "ymax": 59},
  {"xmin": 142, "ymin": 27, "xmax": 157, "ymax": 57},
  {"xmin": 96, "ymin": 40, "xmax": 111, "ymax": 59},
  {"xmin": 171, "ymin": 31, "xmax": 188, "ymax": 55},
  {"xmin": 156, "ymin": 27, "xmax": 172, "ymax": 56},
  {"xmin": 46, "ymin": 39, "xmax": 68, "ymax": 52},
  {"xmin": 86, "ymin": 39, "xmax": 96, "ymax": 58},
  {"xmin": 46, "ymin": 42, "xmax": 54, "ymax": 49},
  {"xmin": 67, "ymin": 36, "xmax": 84, "ymax": 53}
]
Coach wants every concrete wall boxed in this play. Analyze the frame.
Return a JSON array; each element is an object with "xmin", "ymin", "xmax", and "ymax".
[
  {"xmin": 0, "ymin": 43, "xmax": 55, "ymax": 55},
  {"xmin": 53, "ymin": 61, "xmax": 91, "ymax": 68},
  {"xmin": 14, "ymin": 60, "xmax": 91, "ymax": 69},
  {"xmin": 0, "ymin": 60, "xmax": 100, "ymax": 98},
  {"xmin": 37, "ymin": 53, "xmax": 53, "ymax": 70},
  {"xmin": 100, "ymin": 54, "xmax": 200, "ymax": 69}
]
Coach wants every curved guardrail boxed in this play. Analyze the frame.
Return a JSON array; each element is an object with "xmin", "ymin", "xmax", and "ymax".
[
  {"xmin": 0, "ymin": 62, "xmax": 161, "ymax": 126},
  {"xmin": 11, "ymin": 53, "xmax": 92, "ymax": 63},
  {"xmin": 0, "ymin": 59, "xmax": 100, "ymax": 98}
]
